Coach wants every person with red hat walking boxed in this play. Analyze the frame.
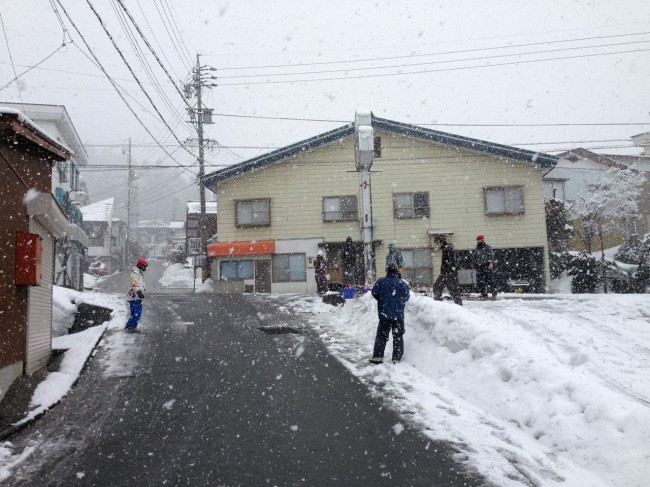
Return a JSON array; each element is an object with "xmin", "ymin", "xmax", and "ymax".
[
  {"xmin": 471, "ymin": 235, "xmax": 497, "ymax": 299},
  {"xmin": 125, "ymin": 258, "xmax": 148, "ymax": 333}
]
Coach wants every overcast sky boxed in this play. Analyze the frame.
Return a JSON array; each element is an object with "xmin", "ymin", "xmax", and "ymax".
[{"xmin": 1, "ymin": 1, "xmax": 649, "ymax": 211}]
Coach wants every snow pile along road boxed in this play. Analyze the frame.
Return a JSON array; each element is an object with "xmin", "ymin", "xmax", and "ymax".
[{"xmin": 290, "ymin": 293, "xmax": 650, "ymax": 487}]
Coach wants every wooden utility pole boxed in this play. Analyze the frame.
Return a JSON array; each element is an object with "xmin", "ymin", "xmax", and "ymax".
[{"xmin": 185, "ymin": 54, "xmax": 216, "ymax": 279}]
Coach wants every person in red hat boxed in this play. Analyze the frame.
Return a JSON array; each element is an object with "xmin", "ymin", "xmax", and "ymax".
[
  {"xmin": 125, "ymin": 258, "xmax": 148, "ymax": 333},
  {"xmin": 471, "ymin": 235, "xmax": 497, "ymax": 298}
]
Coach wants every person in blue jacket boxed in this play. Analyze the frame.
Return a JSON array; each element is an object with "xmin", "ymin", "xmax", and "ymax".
[{"xmin": 369, "ymin": 263, "xmax": 411, "ymax": 364}]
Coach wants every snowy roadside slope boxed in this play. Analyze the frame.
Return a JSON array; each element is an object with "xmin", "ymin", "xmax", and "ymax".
[{"xmin": 289, "ymin": 293, "xmax": 650, "ymax": 487}]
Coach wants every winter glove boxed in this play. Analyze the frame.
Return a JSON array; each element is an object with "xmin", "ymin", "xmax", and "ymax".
[{"xmin": 137, "ymin": 290, "xmax": 145, "ymax": 300}]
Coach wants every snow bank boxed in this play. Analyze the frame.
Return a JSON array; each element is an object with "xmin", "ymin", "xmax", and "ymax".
[{"xmin": 295, "ymin": 292, "xmax": 650, "ymax": 487}]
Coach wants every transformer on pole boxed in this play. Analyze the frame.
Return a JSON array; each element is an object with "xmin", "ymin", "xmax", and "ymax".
[{"xmin": 355, "ymin": 111, "xmax": 375, "ymax": 284}]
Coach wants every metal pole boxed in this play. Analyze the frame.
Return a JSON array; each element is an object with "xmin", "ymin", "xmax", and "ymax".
[{"xmin": 355, "ymin": 113, "xmax": 374, "ymax": 284}]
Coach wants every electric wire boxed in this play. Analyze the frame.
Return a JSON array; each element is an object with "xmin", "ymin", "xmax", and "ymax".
[
  {"xmin": 48, "ymin": 0, "xmax": 70, "ymax": 45},
  {"xmin": 83, "ymin": 0, "xmax": 197, "ymax": 160},
  {"xmin": 108, "ymin": 0, "xmax": 192, "ymax": 133},
  {"xmin": 217, "ymin": 38, "xmax": 650, "ymax": 79},
  {"xmin": 0, "ymin": 9, "xmax": 24, "ymax": 104},
  {"xmin": 152, "ymin": 0, "xmax": 192, "ymax": 70},
  {"xmin": 54, "ymin": 0, "xmax": 197, "ymax": 178},
  {"xmin": 161, "ymin": 0, "xmax": 194, "ymax": 63},
  {"xmin": 0, "ymin": 43, "xmax": 67, "ymax": 91},
  {"xmin": 219, "ymin": 30, "xmax": 650, "ymax": 71},
  {"xmin": 218, "ymin": 47, "xmax": 650, "ymax": 86},
  {"xmin": 115, "ymin": 0, "xmax": 193, "ymax": 113},
  {"xmin": 134, "ymin": 0, "xmax": 182, "ymax": 80}
]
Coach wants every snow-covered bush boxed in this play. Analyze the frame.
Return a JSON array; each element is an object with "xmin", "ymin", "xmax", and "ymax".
[
  {"xmin": 568, "ymin": 252, "xmax": 599, "ymax": 293},
  {"xmin": 614, "ymin": 233, "xmax": 645, "ymax": 264}
]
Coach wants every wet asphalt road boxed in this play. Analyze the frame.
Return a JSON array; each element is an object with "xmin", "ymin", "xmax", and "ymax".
[{"xmin": 6, "ymin": 279, "xmax": 485, "ymax": 486}]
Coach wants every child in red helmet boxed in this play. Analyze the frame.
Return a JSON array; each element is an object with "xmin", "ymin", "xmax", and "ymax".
[{"xmin": 125, "ymin": 258, "xmax": 147, "ymax": 333}]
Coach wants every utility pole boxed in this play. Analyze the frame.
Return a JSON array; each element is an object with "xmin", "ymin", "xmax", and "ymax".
[
  {"xmin": 126, "ymin": 137, "xmax": 133, "ymax": 262},
  {"xmin": 355, "ymin": 111, "xmax": 375, "ymax": 285},
  {"xmin": 184, "ymin": 54, "xmax": 216, "ymax": 279}
]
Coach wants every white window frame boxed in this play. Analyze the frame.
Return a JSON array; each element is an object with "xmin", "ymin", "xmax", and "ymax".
[
  {"xmin": 220, "ymin": 260, "xmax": 254, "ymax": 280},
  {"xmin": 484, "ymin": 186, "xmax": 525, "ymax": 215},
  {"xmin": 323, "ymin": 195, "xmax": 357, "ymax": 222},
  {"xmin": 236, "ymin": 199, "xmax": 270, "ymax": 227},
  {"xmin": 393, "ymin": 192, "xmax": 430, "ymax": 219},
  {"xmin": 272, "ymin": 253, "xmax": 306, "ymax": 282}
]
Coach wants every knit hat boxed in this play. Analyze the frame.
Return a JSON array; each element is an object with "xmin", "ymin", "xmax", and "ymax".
[
  {"xmin": 388, "ymin": 242, "xmax": 396, "ymax": 248},
  {"xmin": 476, "ymin": 235, "xmax": 485, "ymax": 241}
]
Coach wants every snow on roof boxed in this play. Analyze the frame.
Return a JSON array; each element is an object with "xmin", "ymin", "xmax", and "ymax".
[
  {"xmin": 169, "ymin": 221, "xmax": 185, "ymax": 229},
  {"xmin": 80, "ymin": 198, "xmax": 114, "ymax": 222},
  {"xmin": 187, "ymin": 201, "xmax": 217, "ymax": 214},
  {"xmin": 0, "ymin": 106, "xmax": 73, "ymax": 155}
]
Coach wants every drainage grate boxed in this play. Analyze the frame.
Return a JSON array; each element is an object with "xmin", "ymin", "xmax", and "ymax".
[{"xmin": 259, "ymin": 326, "xmax": 302, "ymax": 335}]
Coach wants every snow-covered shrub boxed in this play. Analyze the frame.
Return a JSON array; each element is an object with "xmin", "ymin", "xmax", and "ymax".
[
  {"xmin": 568, "ymin": 252, "xmax": 599, "ymax": 293},
  {"xmin": 614, "ymin": 233, "xmax": 644, "ymax": 264}
]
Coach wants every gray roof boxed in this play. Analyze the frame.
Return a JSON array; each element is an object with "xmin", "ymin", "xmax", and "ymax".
[{"xmin": 203, "ymin": 114, "xmax": 557, "ymax": 186}]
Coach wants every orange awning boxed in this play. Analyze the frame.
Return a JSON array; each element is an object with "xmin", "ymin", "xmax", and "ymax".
[{"xmin": 207, "ymin": 240, "xmax": 275, "ymax": 257}]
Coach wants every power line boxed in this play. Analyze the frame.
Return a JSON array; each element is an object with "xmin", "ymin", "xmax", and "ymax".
[
  {"xmin": 219, "ymin": 30, "xmax": 650, "ymax": 71},
  {"xmin": 0, "ymin": 43, "xmax": 67, "ymax": 91},
  {"xmin": 196, "ymin": 112, "xmax": 650, "ymax": 127},
  {"xmin": 134, "ymin": 0, "xmax": 181, "ymax": 81},
  {"xmin": 113, "ymin": 0, "xmax": 194, "ymax": 119},
  {"xmin": 152, "ymin": 0, "xmax": 192, "ymax": 71},
  {"xmin": 161, "ymin": 0, "xmax": 194, "ymax": 63},
  {"xmin": 54, "ymin": 0, "xmax": 196, "ymax": 178},
  {"xmin": 0, "ymin": 9, "xmax": 24, "ymax": 104},
  {"xmin": 217, "ymin": 47, "xmax": 650, "ymax": 86},
  {"xmin": 217, "ymin": 38, "xmax": 650, "ymax": 80},
  {"xmin": 84, "ymin": 0, "xmax": 194, "ymax": 156}
]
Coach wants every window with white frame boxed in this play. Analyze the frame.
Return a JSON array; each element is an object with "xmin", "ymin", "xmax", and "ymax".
[
  {"xmin": 484, "ymin": 186, "xmax": 524, "ymax": 215},
  {"xmin": 323, "ymin": 195, "xmax": 357, "ymax": 222},
  {"xmin": 236, "ymin": 199, "xmax": 270, "ymax": 226},
  {"xmin": 401, "ymin": 249, "xmax": 432, "ymax": 286},
  {"xmin": 393, "ymin": 192, "xmax": 429, "ymax": 219},
  {"xmin": 272, "ymin": 254, "xmax": 306, "ymax": 282},
  {"xmin": 220, "ymin": 260, "xmax": 254, "ymax": 280}
]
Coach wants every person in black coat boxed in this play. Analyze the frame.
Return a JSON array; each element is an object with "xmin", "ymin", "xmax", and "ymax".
[
  {"xmin": 471, "ymin": 234, "xmax": 497, "ymax": 298},
  {"xmin": 432, "ymin": 235, "xmax": 462, "ymax": 306},
  {"xmin": 341, "ymin": 236, "xmax": 356, "ymax": 285},
  {"xmin": 369, "ymin": 263, "xmax": 411, "ymax": 364}
]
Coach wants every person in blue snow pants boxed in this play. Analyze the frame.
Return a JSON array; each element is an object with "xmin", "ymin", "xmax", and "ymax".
[
  {"xmin": 125, "ymin": 300, "xmax": 143, "ymax": 330},
  {"xmin": 125, "ymin": 258, "xmax": 147, "ymax": 332}
]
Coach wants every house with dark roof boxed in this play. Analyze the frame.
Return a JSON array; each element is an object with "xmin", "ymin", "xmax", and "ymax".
[{"xmin": 203, "ymin": 113, "xmax": 557, "ymax": 294}]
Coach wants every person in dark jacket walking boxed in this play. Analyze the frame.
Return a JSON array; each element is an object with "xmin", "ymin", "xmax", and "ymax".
[
  {"xmin": 369, "ymin": 263, "xmax": 411, "ymax": 364},
  {"xmin": 314, "ymin": 250, "xmax": 328, "ymax": 295},
  {"xmin": 432, "ymin": 235, "xmax": 463, "ymax": 306},
  {"xmin": 341, "ymin": 236, "xmax": 356, "ymax": 285},
  {"xmin": 471, "ymin": 234, "xmax": 497, "ymax": 298}
]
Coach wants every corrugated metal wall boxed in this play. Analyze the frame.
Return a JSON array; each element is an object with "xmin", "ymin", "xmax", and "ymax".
[{"xmin": 26, "ymin": 220, "xmax": 53, "ymax": 375}]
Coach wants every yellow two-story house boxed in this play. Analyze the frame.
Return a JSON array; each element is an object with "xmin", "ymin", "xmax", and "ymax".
[{"xmin": 203, "ymin": 113, "xmax": 557, "ymax": 295}]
